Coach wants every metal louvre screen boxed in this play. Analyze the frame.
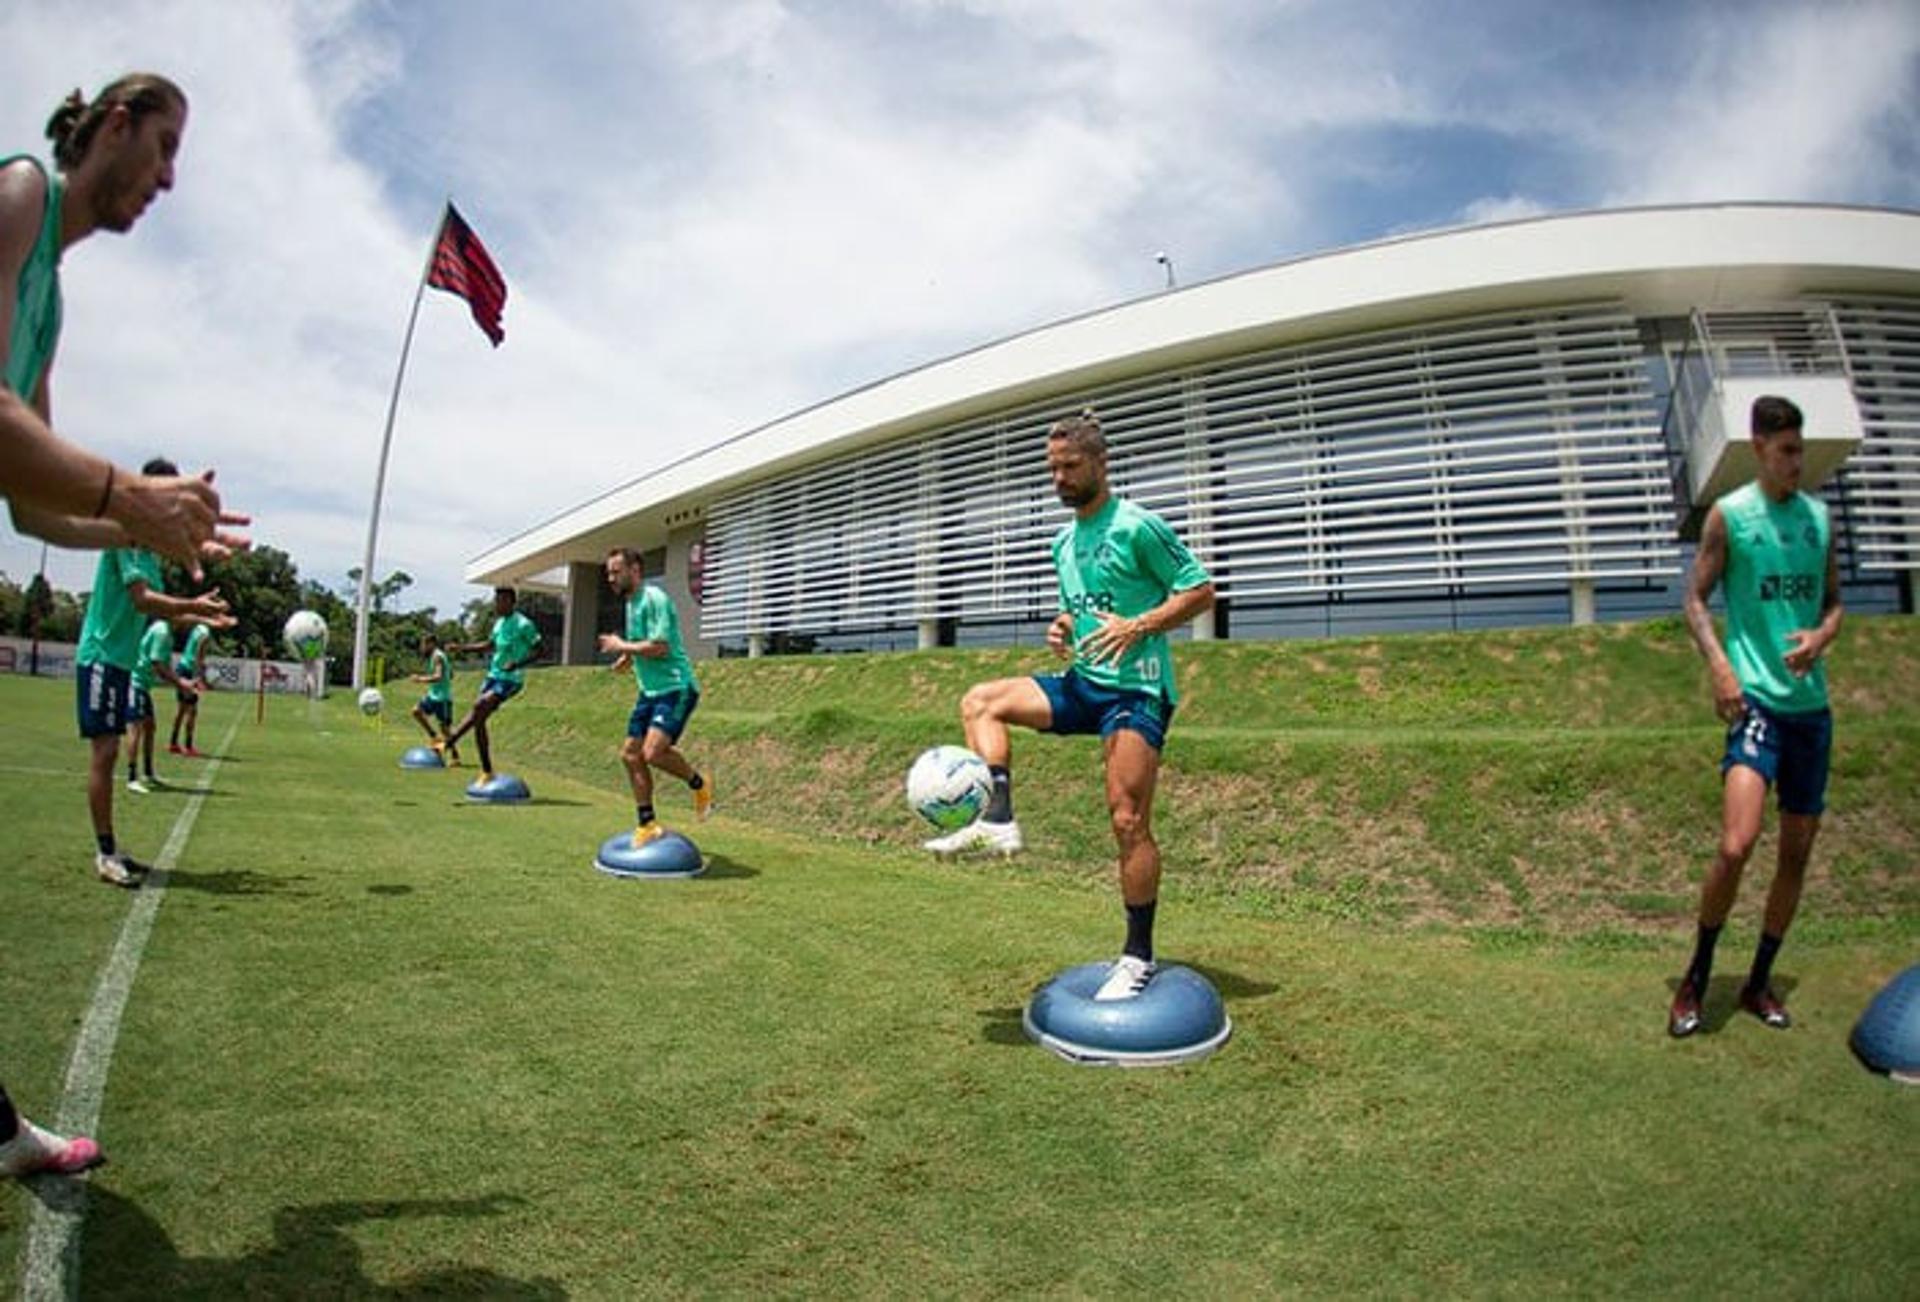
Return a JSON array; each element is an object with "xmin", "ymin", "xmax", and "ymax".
[
  {"xmin": 1830, "ymin": 297, "xmax": 1920, "ymax": 572},
  {"xmin": 700, "ymin": 302, "xmax": 1673, "ymax": 639}
]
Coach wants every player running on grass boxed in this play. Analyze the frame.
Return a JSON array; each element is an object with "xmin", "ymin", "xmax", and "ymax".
[
  {"xmin": 1, "ymin": 71, "xmax": 248, "ymax": 1175},
  {"xmin": 408, "ymin": 631, "xmax": 460, "ymax": 764},
  {"xmin": 1668, "ymin": 395, "xmax": 1843, "ymax": 1038},
  {"xmin": 166, "ymin": 617, "xmax": 213, "ymax": 756},
  {"xmin": 438, "ymin": 587, "xmax": 541, "ymax": 782},
  {"xmin": 927, "ymin": 411, "xmax": 1214, "ymax": 1001},
  {"xmin": 598, "ymin": 546, "xmax": 711, "ymax": 846}
]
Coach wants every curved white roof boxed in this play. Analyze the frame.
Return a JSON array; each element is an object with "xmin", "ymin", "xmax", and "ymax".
[{"xmin": 469, "ymin": 202, "xmax": 1920, "ymax": 584}]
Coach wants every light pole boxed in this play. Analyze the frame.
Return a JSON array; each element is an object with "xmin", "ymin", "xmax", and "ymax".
[{"xmin": 1155, "ymin": 251, "xmax": 1176, "ymax": 290}]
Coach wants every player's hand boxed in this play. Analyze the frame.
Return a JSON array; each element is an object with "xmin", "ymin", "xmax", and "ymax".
[
  {"xmin": 1783, "ymin": 628, "xmax": 1824, "ymax": 678},
  {"xmin": 1046, "ymin": 614, "xmax": 1076, "ymax": 660},
  {"xmin": 1077, "ymin": 611, "xmax": 1143, "ymax": 666},
  {"xmin": 611, "ymin": 653, "xmax": 632, "ymax": 674},
  {"xmin": 1711, "ymin": 665, "xmax": 1746, "ymax": 723},
  {"xmin": 110, "ymin": 469, "xmax": 250, "ymax": 580},
  {"xmin": 596, "ymin": 632, "xmax": 624, "ymax": 654}
]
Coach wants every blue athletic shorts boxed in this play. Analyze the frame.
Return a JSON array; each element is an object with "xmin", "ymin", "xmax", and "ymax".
[
  {"xmin": 128, "ymin": 685, "xmax": 154, "ymax": 725},
  {"xmin": 479, "ymin": 676, "xmax": 522, "ymax": 704},
  {"xmin": 1722, "ymin": 694, "xmax": 1833, "ymax": 816},
  {"xmin": 417, "ymin": 696, "xmax": 453, "ymax": 726},
  {"xmin": 76, "ymin": 662, "xmax": 130, "ymax": 739},
  {"xmin": 1034, "ymin": 669, "xmax": 1174, "ymax": 751},
  {"xmin": 174, "ymin": 676, "xmax": 200, "ymax": 705},
  {"xmin": 628, "ymin": 688, "xmax": 700, "ymax": 742}
]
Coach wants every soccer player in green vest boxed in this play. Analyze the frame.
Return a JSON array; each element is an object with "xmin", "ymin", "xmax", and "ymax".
[
  {"xmin": 408, "ymin": 631, "xmax": 460, "ymax": 764},
  {"xmin": 1, "ymin": 74, "xmax": 249, "ymax": 1178},
  {"xmin": 1669, "ymin": 396, "xmax": 1843, "ymax": 1038},
  {"xmin": 167, "ymin": 619, "xmax": 213, "ymax": 756},
  {"xmin": 77, "ymin": 458, "xmax": 234, "ymax": 887},
  {"xmin": 1, "ymin": 74, "xmax": 246, "ymax": 569},
  {"xmin": 441, "ymin": 587, "xmax": 543, "ymax": 782},
  {"xmin": 599, "ymin": 547, "xmax": 712, "ymax": 846},
  {"xmin": 126, "ymin": 614, "xmax": 179, "ymax": 792},
  {"xmin": 928, "ymin": 411, "xmax": 1214, "ymax": 1001}
]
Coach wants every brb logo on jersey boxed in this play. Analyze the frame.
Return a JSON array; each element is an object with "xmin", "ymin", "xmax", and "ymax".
[
  {"xmin": 1759, "ymin": 573, "xmax": 1818, "ymax": 602},
  {"xmin": 1065, "ymin": 590, "xmax": 1117, "ymax": 615}
]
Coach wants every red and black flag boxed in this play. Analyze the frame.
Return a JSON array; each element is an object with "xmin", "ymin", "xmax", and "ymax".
[{"xmin": 427, "ymin": 203, "xmax": 507, "ymax": 346}]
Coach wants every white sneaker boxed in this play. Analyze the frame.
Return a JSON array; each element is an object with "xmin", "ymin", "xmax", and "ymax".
[
  {"xmin": 923, "ymin": 819, "xmax": 1024, "ymax": 858},
  {"xmin": 94, "ymin": 853, "xmax": 142, "ymax": 889},
  {"xmin": 1093, "ymin": 954, "xmax": 1157, "ymax": 1001},
  {"xmin": 127, "ymin": 777, "xmax": 151, "ymax": 794}
]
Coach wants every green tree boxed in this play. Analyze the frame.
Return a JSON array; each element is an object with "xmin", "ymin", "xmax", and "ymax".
[{"xmin": 163, "ymin": 544, "xmax": 303, "ymax": 660}]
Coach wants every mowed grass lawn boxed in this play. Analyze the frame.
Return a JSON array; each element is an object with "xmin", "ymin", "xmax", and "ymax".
[{"xmin": 1, "ymin": 666, "xmax": 1916, "ymax": 1297}]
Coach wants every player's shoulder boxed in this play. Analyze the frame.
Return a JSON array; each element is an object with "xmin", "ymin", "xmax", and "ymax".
[
  {"xmin": 0, "ymin": 156, "xmax": 50, "ymax": 210},
  {"xmin": 0, "ymin": 157, "xmax": 50, "ymax": 263}
]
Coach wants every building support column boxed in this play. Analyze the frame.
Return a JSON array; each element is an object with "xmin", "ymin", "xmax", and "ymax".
[
  {"xmin": 918, "ymin": 618, "xmax": 940, "ymax": 651},
  {"xmin": 748, "ymin": 632, "xmax": 766, "ymax": 658},
  {"xmin": 559, "ymin": 561, "xmax": 603, "ymax": 666},
  {"xmin": 1570, "ymin": 578, "xmax": 1596, "ymax": 626}
]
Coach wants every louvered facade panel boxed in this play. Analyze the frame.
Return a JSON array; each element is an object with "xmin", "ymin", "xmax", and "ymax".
[{"xmin": 700, "ymin": 304, "xmax": 1672, "ymax": 638}]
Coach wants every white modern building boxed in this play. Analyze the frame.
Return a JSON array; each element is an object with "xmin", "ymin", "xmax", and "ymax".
[{"xmin": 469, "ymin": 204, "xmax": 1920, "ymax": 663}]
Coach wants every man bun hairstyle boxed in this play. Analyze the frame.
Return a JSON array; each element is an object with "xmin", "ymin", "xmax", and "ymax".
[
  {"xmin": 140, "ymin": 456, "xmax": 178, "ymax": 476},
  {"xmin": 1048, "ymin": 407, "xmax": 1107, "ymax": 456},
  {"xmin": 1751, "ymin": 394, "xmax": 1805, "ymax": 438},
  {"xmin": 45, "ymin": 73, "xmax": 187, "ymax": 170}
]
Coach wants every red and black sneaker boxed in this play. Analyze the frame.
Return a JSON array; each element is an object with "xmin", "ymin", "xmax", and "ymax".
[
  {"xmin": 1739, "ymin": 985, "xmax": 1792, "ymax": 1030},
  {"xmin": 1669, "ymin": 977, "xmax": 1703, "ymax": 1038}
]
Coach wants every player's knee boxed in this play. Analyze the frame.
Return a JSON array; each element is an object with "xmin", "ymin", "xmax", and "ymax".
[
  {"xmin": 641, "ymin": 737, "xmax": 673, "ymax": 765},
  {"xmin": 1108, "ymin": 800, "xmax": 1150, "ymax": 847},
  {"xmin": 619, "ymin": 737, "xmax": 644, "ymax": 765},
  {"xmin": 1718, "ymin": 832, "xmax": 1759, "ymax": 868},
  {"xmin": 959, "ymin": 682, "xmax": 1002, "ymax": 725}
]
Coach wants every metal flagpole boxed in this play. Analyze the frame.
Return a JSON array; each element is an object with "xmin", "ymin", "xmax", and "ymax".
[{"xmin": 352, "ymin": 206, "xmax": 448, "ymax": 692}]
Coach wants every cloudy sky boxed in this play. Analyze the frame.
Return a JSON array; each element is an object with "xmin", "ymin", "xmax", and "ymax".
[{"xmin": 4, "ymin": 0, "xmax": 1917, "ymax": 615}]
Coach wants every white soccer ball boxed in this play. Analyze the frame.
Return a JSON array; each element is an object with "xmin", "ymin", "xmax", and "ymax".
[
  {"xmin": 357, "ymin": 687, "xmax": 384, "ymax": 717},
  {"xmin": 283, "ymin": 609, "xmax": 329, "ymax": 662},
  {"xmin": 906, "ymin": 744, "xmax": 993, "ymax": 831}
]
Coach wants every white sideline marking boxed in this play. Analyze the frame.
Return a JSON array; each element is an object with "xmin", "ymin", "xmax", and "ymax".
[{"xmin": 19, "ymin": 711, "xmax": 240, "ymax": 1302}]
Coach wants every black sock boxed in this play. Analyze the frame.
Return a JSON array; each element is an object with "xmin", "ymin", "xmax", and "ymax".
[
  {"xmin": 687, "ymin": 772, "xmax": 704, "ymax": 790},
  {"xmin": 636, "ymin": 803, "xmax": 655, "ymax": 826},
  {"xmin": 1684, "ymin": 922, "xmax": 1722, "ymax": 995},
  {"xmin": 1124, "ymin": 900, "xmax": 1157, "ymax": 962},
  {"xmin": 0, "ymin": 1084, "xmax": 19, "ymax": 1142},
  {"xmin": 1746, "ymin": 932, "xmax": 1784, "ymax": 994},
  {"xmin": 96, "ymin": 832, "xmax": 115, "ymax": 857},
  {"xmin": 985, "ymin": 766, "xmax": 1013, "ymax": 823}
]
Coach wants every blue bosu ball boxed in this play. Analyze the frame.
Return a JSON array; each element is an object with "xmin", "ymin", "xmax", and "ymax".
[
  {"xmin": 1024, "ymin": 962, "xmax": 1232, "ymax": 1067},
  {"xmin": 399, "ymin": 746, "xmax": 445, "ymax": 770},
  {"xmin": 465, "ymin": 773, "xmax": 531, "ymax": 803},
  {"xmin": 1851, "ymin": 963, "xmax": 1920, "ymax": 1082},
  {"xmin": 595, "ymin": 829, "xmax": 705, "ymax": 879}
]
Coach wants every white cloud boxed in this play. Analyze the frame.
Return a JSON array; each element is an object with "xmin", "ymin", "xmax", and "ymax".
[{"xmin": 2, "ymin": 0, "xmax": 1914, "ymax": 616}]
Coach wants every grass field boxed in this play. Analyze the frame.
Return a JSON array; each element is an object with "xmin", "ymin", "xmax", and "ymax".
[{"xmin": 3, "ymin": 619, "xmax": 1917, "ymax": 1297}]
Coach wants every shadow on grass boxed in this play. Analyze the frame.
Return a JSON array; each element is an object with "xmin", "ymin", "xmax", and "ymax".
[
  {"xmin": 367, "ymin": 884, "xmax": 414, "ymax": 896},
  {"xmin": 695, "ymin": 854, "xmax": 759, "ymax": 882},
  {"xmin": 452, "ymin": 797, "xmax": 592, "ymax": 810},
  {"xmin": 161, "ymin": 868, "xmax": 314, "ymax": 897},
  {"xmin": 1184, "ymin": 961, "xmax": 1281, "ymax": 1002},
  {"xmin": 1665, "ymin": 973, "xmax": 1801, "ymax": 1034},
  {"xmin": 48, "ymin": 1185, "xmax": 566, "ymax": 1298},
  {"xmin": 978, "ymin": 1006, "xmax": 1030, "ymax": 1047}
]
